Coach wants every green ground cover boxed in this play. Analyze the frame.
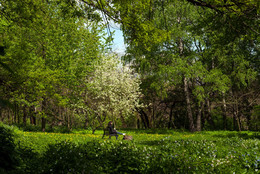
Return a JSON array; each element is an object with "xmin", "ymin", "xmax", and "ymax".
[{"xmin": 1, "ymin": 124, "xmax": 259, "ymax": 173}]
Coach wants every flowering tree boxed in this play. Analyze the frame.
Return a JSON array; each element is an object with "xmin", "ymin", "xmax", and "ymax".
[{"xmin": 85, "ymin": 54, "xmax": 143, "ymax": 132}]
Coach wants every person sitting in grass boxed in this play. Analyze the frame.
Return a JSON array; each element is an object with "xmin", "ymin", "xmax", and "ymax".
[{"xmin": 107, "ymin": 121, "xmax": 125, "ymax": 139}]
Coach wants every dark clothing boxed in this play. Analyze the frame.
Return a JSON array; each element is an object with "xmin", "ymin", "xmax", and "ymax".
[
  {"xmin": 107, "ymin": 124, "xmax": 117, "ymax": 134},
  {"xmin": 107, "ymin": 123, "xmax": 124, "ymax": 140}
]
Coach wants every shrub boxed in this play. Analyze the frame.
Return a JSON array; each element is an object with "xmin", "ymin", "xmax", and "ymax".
[
  {"xmin": 5, "ymin": 128, "xmax": 260, "ymax": 173},
  {"xmin": 0, "ymin": 124, "xmax": 19, "ymax": 173},
  {"xmin": 18, "ymin": 138, "xmax": 259, "ymax": 173}
]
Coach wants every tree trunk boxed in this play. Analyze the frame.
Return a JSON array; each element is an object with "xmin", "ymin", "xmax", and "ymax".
[
  {"xmin": 140, "ymin": 115, "xmax": 147, "ymax": 129},
  {"xmin": 120, "ymin": 114, "xmax": 127, "ymax": 128},
  {"xmin": 137, "ymin": 119, "xmax": 140, "ymax": 129},
  {"xmin": 183, "ymin": 77, "xmax": 195, "ymax": 132},
  {"xmin": 143, "ymin": 109, "xmax": 150, "ymax": 128},
  {"xmin": 30, "ymin": 107, "xmax": 36, "ymax": 125},
  {"xmin": 233, "ymin": 102, "xmax": 241, "ymax": 131},
  {"xmin": 152, "ymin": 104, "xmax": 156, "ymax": 128},
  {"xmin": 0, "ymin": 110, "xmax": 3, "ymax": 122},
  {"xmin": 205, "ymin": 98, "xmax": 215, "ymax": 129},
  {"xmin": 222, "ymin": 94, "xmax": 227, "ymax": 130},
  {"xmin": 168, "ymin": 103, "xmax": 175, "ymax": 129},
  {"xmin": 66, "ymin": 108, "xmax": 70, "ymax": 130},
  {"xmin": 42, "ymin": 117, "xmax": 46, "ymax": 132},
  {"xmin": 85, "ymin": 114, "xmax": 89, "ymax": 128},
  {"xmin": 8, "ymin": 109, "xmax": 11, "ymax": 123},
  {"xmin": 196, "ymin": 102, "xmax": 203, "ymax": 131},
  {"xmin": 136, "ymin": 107, "xmax": 149, "ymax": 129},
  {"xmin": 23, "ymin": 106, "xmax": 27, "ymax": 126},
  {"xmin": 177, "ymin": 21, "xmax": 195, "ymax": 131},
  {"xmin": 14, "ymin": 103, "xmax": 17, "ymax": 124},
  {"xmin": 30, "ymin": 116, "xmax": 36, "ymax": 125},
  {"xmin": 70, "ymin": 109, "xmax": 73, "ymax": 129},
  {"xmin": 17, "ymin": 109, "xmax": 20, "ymax": 124},
  {"xmin": 42, "ymin": 99, "xmax": 46, "ymax": 132},
  {"xmin": 231, "ymin": 90, "xmax": 241, "ymax": 131},
  {"xmin": 59, "ymin": 106, "xmax": 62, "ymax": 126}
]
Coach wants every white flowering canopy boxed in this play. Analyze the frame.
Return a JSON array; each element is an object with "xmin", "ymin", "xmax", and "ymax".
[{"xmin": 86, "ymin": 54, "xmax": 143, "ymax": 122}]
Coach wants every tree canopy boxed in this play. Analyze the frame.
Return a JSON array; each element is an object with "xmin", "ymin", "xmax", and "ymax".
[{"xmin": 0, "ymin": 0, "xmax": 259, "ymax": 131}]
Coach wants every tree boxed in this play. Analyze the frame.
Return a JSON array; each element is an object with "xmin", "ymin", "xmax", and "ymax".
[
  {"xmin": 110, "ymin": 0, "xmax": 259, "ymax": 131},
  {"xmin": 0, "ymin": 0, "xmax": 106, "ymax": 130},
  {"xmin": 84, "ymin": 54, "xmax": 143, "ymax": 133}
]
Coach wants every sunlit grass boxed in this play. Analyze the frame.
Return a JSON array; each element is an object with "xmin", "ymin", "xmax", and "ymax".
[
  {"xmin": 15, "ymin": 128, "xmax": 259, "ymax": 154},
  {"xmin": 9, "ymin": 127, "xmax": 259, "ymax": 173}
]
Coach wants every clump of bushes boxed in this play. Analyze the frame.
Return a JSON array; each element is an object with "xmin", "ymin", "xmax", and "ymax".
[
  {"xmin": 0, "ymin": 124, "xmax": 19, "ymax": 173},
  {"xmin": 1, "ymin": 123, "xmax": 259, "ymax": 173},
  {"xmin": 18, "ymin": 138, "xmax": 259, "ymax": 173}
]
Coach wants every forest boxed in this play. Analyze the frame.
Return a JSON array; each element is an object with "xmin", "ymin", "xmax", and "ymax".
[
  {"xmin": 0, "ymin": 0, "xmax": 259, "ymax": 173},
  {"xmin": 0, "ymin": 0, "xmax": 259, "ymax": 132}
]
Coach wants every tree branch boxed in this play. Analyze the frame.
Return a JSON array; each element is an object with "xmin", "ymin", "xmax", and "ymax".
[{"xmin": 80, "ymin": 0, "xmax": 121, "ymax": 22}]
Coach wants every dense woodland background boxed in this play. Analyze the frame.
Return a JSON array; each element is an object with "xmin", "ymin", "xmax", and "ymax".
[{"xmin": 0, "ymin": 0, "xmax": 259, "ymax": 132}]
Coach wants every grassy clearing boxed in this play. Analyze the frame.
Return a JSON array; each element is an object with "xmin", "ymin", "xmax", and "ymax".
[
  {"xmin": 16, "ymin": 129, "xmax": 260, "ymax": 163},
  {"xmin": 2, "ymin": 125, "xmax": 259, "ymax": 173},
  {"xmin": 15, "ymin": 129, "xmax": 259, "ymax": 153}
]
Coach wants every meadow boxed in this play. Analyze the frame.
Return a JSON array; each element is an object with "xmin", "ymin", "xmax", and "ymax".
[{"xmin": 1, "ymin": 124, "xmax": 259, "ymax": 174}]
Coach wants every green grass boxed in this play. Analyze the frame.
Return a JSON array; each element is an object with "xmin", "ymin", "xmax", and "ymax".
[
  {"xmin": 2, "ymin": 124, "xmax": 259, "ymax": 173},
  {"xmin": 15, "ymin": 128, "xmax": 260, "ymax": 153}
]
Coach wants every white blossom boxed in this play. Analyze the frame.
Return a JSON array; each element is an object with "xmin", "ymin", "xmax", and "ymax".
[{"xmin": 85, "ymin": 54, "xmax": 143, "ymax": 122}]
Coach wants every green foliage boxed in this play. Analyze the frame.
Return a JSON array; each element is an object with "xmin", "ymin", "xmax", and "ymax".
[
  {"xmin": 6, "ymin": 126, "xmax": 260, "ymax": 173},
  {"xmin": 0, "ymin": 0, "xmax": 258, "ymax": 138},
  {"xmin": 0, "ymin": 0, "xmax": 108, "ymax": 128},
  {"xmin": 115, "ymin": 0, "xmax": 259, "ymax": 131},
  {"xmin": 0, "ymin": 123, "xmax": 19, "ymax": 173}
]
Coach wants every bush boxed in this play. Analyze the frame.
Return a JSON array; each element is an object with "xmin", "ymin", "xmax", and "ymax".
[
  {"xmin": 17, "ymin": 138, "xmax": 259, "ymax": 173},
  {"xmin": 0, "ymin": 124, "xmax": 19, "ymax": 173},
  {"xmin": 4, "ymin": 128, "xmax": 260, "ymax": 173}
]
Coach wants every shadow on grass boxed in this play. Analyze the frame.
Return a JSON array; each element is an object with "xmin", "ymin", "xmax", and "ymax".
[
  {"xmin": 138, "ymin": 140, "xmax": 162, "ymax": 146},
  {"xmin": 137, "ymin": 139, "xmax": 180, "ymax": 147},
  {"xmin": 122, "ymin": 128, "xmax": 189, "ymax": 135},
  {"xmin": 213, "ymin": 132, "xmax": 260, "ymax": 140}
]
